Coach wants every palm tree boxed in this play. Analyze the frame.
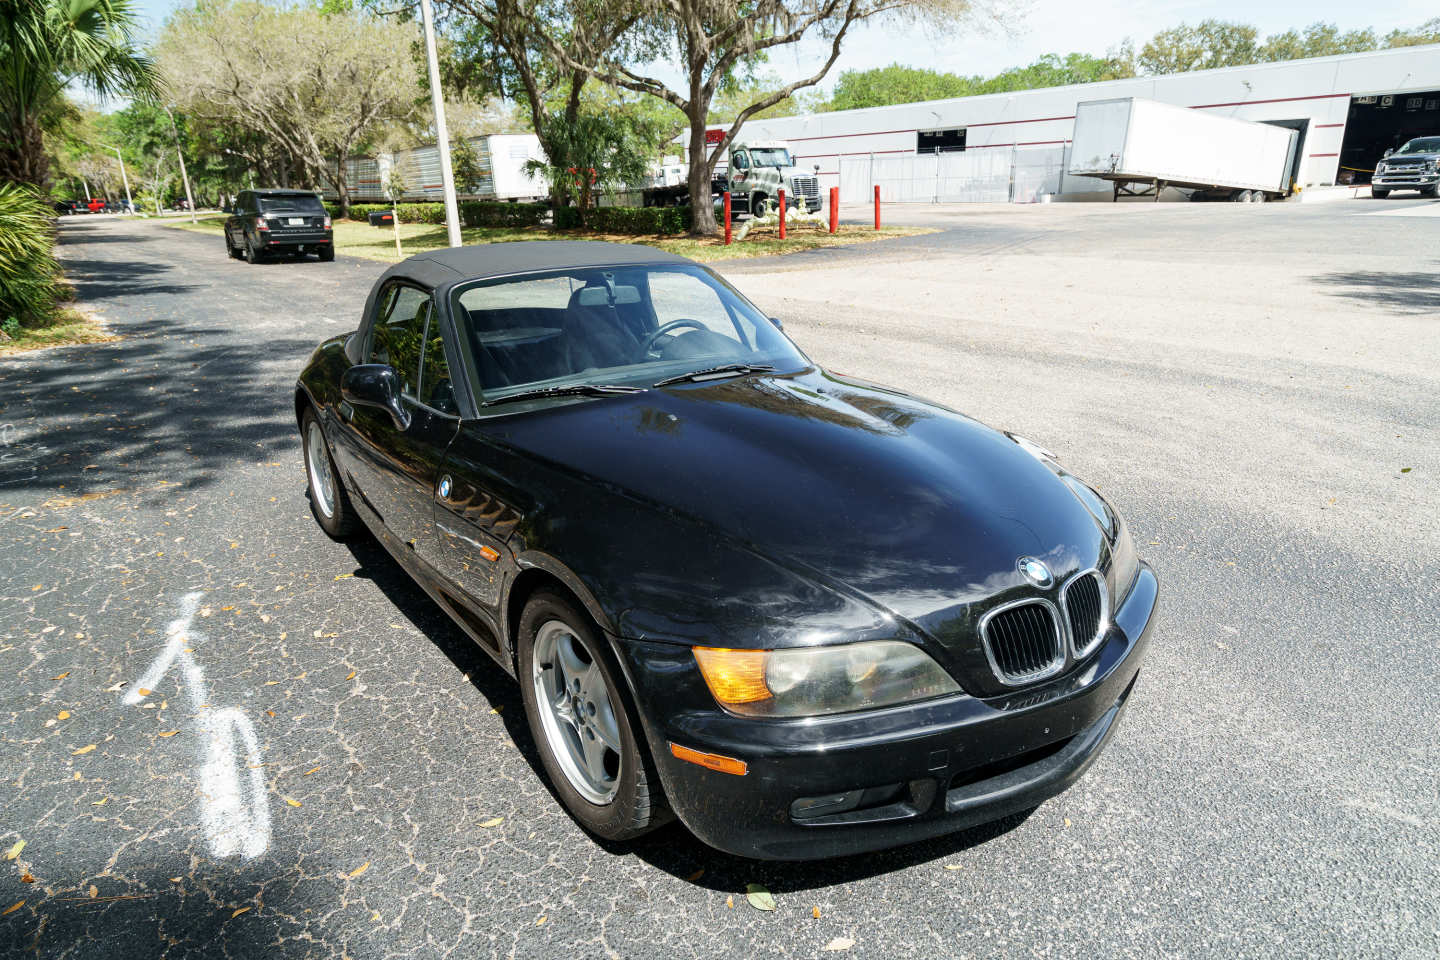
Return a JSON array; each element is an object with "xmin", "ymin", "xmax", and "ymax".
[{"xmin": 0, "ymin": 0, "xmax": 159, "ymax": 187}]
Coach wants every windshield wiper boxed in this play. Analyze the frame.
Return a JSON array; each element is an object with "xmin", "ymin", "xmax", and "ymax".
[
  {"xmin": 653, "ymin": 363, "xmax": 775, "ymax": 387},
  {"xmin": 481, "ymin": 384, "xmax": 645, "ymax": 407}
]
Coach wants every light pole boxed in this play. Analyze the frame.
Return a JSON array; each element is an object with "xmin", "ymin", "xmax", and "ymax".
[
  {"xmin": 100, "ymin": 144, "xmax": 133, "ymax": 214},
  {"xmin": 162, "ymin": 105, "xmax": 198, "ymax": 223},
  {"xmin": 418, "ymin": 0, "xmax": 461, "ymax": 247}
]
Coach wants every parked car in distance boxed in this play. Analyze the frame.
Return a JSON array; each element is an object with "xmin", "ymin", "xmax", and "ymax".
[
  {"xmin": 85, "ymin": 197, "xmax": 108, "ymax": 213},
  {"xmin": 1371, "ymin": 136, "xmax": 1440, "ymax": 197},
  {"xmin": 53, "ymin": 199, "xmax": 82, "ymax": 215},
  {"xmin": 225, "ymin": 189, "xmax": 334, "ymax": 263},
  {"xmin": 295, "ymin": 241, "xmax": 1159, "ymax": 860}
]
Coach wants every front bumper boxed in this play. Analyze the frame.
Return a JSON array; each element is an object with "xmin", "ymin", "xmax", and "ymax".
[
  {"xmin": 615, "ymin": 563, "xmax": 1158, "ymax": 860},
  {"xmin": 1373, "ymin": 171, "xmax": 1438, "ymax": 188}
]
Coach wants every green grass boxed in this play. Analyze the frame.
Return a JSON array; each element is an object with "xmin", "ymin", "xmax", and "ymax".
[
  {"xmin": 163, "ymin": 215, "xmax": 932, "ymax": 264},
  {"xmin": 0, "ymin": 306, "xmax": 115, "ymax": 355}
]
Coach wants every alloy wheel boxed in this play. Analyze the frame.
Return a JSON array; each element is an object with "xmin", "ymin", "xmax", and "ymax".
[
  {"xmin": 530, "ymin": 620, "xmax": 622, "ymax": 804},
  {"xmin": 305, "ymin": 420, "xmax": 336, "ymax": 519}
]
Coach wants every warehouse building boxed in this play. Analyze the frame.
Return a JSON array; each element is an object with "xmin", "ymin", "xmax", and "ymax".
[{"xmin": 719, "ymin": 44, "xmax": 1440, "ymax": 202}]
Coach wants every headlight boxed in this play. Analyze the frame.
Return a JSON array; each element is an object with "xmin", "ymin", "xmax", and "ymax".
[
  {"xmin": 692, "ymin": 641, "xmax": 960, "ymax": 717},
  {"xmin": 1109, "ymin": 515, "xmax": 1141, "ymax": 605}
]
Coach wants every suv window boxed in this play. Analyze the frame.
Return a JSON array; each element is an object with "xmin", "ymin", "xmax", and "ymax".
[
  {"xmin": 258, "ymin": 194, "xmax": 325, "ymax": 213},
  {"xmin": 368, "ymin": 286, "xmax": 431, "ymax": 398}
]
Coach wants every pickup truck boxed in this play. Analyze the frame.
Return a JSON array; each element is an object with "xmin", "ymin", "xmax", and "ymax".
[
  {"xmin": 225, "ymin": 189, "xmax": 334, "ymax": 263},
  {"xmin": 643, "ymin": 141, "xmax": 823, "ymax": 216},
  {"xmin": 1371, "ymin": 136, "xmax": 1440, "ymax": 198}
]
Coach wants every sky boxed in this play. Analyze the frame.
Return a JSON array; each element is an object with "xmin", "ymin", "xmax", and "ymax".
[{"xmin": 131, "ymin": 0, "xmax": 1434, "ymax": 93}]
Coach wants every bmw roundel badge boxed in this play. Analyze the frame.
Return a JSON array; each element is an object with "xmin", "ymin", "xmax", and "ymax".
[
  {"xmin": 1018, "ymin": 556, "xmax": 1053, "ymax": 588},
  {"xmin": 438, "ymin": 475, "xmax": 452, "ymax": 499}
]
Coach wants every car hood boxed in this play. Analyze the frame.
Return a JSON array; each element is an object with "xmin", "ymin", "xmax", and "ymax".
[{"xmin": 472, "ymin": 369, "xmax": 1109, "ymax": 680}]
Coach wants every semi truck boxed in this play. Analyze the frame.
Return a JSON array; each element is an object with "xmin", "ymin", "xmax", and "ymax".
[
  {"xmin": 1068, "ymin": 97, "xmax": 1300, "ymax": 202},
  {"xmin": 642, "ymin": 141, "xmax": 823, "ymax": 215}
]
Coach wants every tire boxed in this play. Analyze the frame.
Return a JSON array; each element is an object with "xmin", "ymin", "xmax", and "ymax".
[
  {"xmin": 300, "ymin": 407, "xmax": 360, "ymax": 539},
  {"xmin": 243, "ymin": 234, "xmax": 263, "ymax": 264},
  {"xmin": 751, "ymin": 194, "xmax": 770, "ymax": 218},
  {"xmin": 1230, "ymin": 190, "xmax": 1251, "ymax": 203},
  {"xmin": 1421, "ymin": 184, "xmax": 1438, "ymax": 198},
  {"xmin": 1251, "ymin": 191, "xmax": 1267, "ymax": 203},
  {"xmin": 1371, "ymin": 187, "xmax": 1390, "ymax": 199},
  {"xmin": 225, "ymin": 233, "xmax": 241, "ymax": 259},
  {"xmin": 518, "ymin": 590, "xmax": 670, "ymax": 842},
  {"xmin": 318, "ymin": 244, "xmax": 335, "ymax": 262}
]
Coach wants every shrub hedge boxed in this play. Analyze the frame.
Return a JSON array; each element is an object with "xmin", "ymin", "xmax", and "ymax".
[
  {"xmin": 0, "ymin": 183, "xmax": 63, "ymax": 329},
  {"xmin": 323, "ymin": 200, "xmax": 689, "ymax": 235}
]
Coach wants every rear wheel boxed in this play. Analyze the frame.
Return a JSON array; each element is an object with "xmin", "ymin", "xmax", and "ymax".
[
  {"xmin": 301, "ymin": 407, "xmax": 359, "ymax": 539},
  {"xmin": 1231, "ymin": 190, "xmax": 1252, "ymax": 202},
  {"xmin": 518, "ymin": 590, "xmax": 669, "ymax": 841},
  {"xmin": 1371, "ymin": 187, "xmax": 1390, "ymax": 199},
  {"xmin": 243, "ymin": 234, "xmax": 264, "ymax": 264},
  {"xmin": 318, "ymin": 244, "xmax": 335, "ymax": 262},
  {"xmin": 1251, "ymin": 191, "xmax": 1268, "ymax": 203}
]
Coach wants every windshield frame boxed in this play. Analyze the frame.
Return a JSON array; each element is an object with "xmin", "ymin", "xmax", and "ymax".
[
  {"xmin": 746, "ymin": 148, "xmax": 794, "ymax": 168},
  {"xmin": 447, "ymin": 261, "xmax": 810, "ymax": 414},
  {"xmin": 1395, "ymin": 137, "xmax": 1440, "ymax": 155}
]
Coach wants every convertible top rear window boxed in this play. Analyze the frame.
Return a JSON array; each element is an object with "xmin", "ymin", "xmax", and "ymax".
[{"xmin": 451, "ymin": 264, "xmax": 807, "ymax": 406}]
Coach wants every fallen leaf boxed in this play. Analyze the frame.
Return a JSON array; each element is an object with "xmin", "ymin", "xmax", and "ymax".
[
  {"xmin": 20, "ymin": 874, "xmax": 34, "ymax": 884},
  {"xmin": 535, "ymin": 916, "xmax": 546, "ymax": 926},
  {"xmin": 52, "ymin": 672, "xmax": 70, "ymax": 681},
  {"xmin": 1064, "ymin": 818, "xmax": 1072, "ymax": 827},
  {"xmin": 2, "ymin": 901, "xmax": 24, "ymax": 917},
  {"xmin": 345, "ymin": 670, "xmax": 356, "ymax": 681},
  {"xmin": 333, "ymin": 574, "xmax": 352, "ymax": 581},
  {"xmin": 265, "ymin": 710, "xmax": 275, "ymax": 718},
  {"xmin": 264, "ymin": 681, "xmax": 279, "ymax": 686},
  {"xmin": 944, "ymin": 864, "xmax": 962, "ymax": 871},
  {"xmin": 745, "ymin": 883, "xmax": 775, "ymax": 912},
  {"xmin": 686, "ymin": 869, "xmax": 705, "ymax": 882},
  {"xmin": 822, "ymin": 937, "xmax": 856, "ymax": 952},
  {"xmin": 304, "ymin": 766, "xmax": 322, "ymax": 776},
  {"xmin": 349, "ymin": 861, "xmax": 369, "ymax": 878},
  {"xmin": 489, "ymin": 706, "xmax": 503, "ymax": 714},
  {"xmin": 136, "ymin": 688, "xmax": 151, "ymax": 698},
  {"xmin": 90, "ymin": 885, "xmax": 100, "ymax": 897},
  {"xmin": 284, "ymin": 797, "xmax": 302, "ymax": 808},
  {"xmin": 157, "ymin": 730, "xmax": 180, "ymax": 738},
  {"xmin": 92, "ymin": 797, "xmax": 108, "ymax": 806},
  {"xmin": 479, "ymin": 817, "xmax": 503, "ymax": 828},
  {"xmin": 57, "ymin": 711, "xmax": 71, "ymax": 720},
  {"xmin": 4, "ymin": 841, "xmax": 24, "ymax": 861},
  {"xmin": 370, "ymin": 911, "xmax": 381, "ymax": 921},
  {"xmin": 221, "ymin": 606, "xmax": 234, "ymax": 612},
  {"xmin": 72, "ymin": 744, "xmax": 96, "ymax": 756},
  {"xmin": 812, "ymin": 905, "xmax": 822, "ymax": 919},
  {"xmin": 230, "ymin": 906, "xmax": 251, "ymax": 918},
  {"xmin": 726, "ymin": 895, "xmax": 734, "ymax": 909},
  {"xmin": 1400, "ymin": 467, "xmax": 1412, "ymax": 474}
]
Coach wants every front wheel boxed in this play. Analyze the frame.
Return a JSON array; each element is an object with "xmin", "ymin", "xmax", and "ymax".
[
  {"xmin": 301, "ymin": 408, "xmax": 359, "ymax": 539},
  {"xmin": 518, "ymin": 590, "xmax": 669, "ymax": 841},
  {"xmin": 1371, "ymin": 187, "xmax": 1390, "ymax": 199},
  {"xmin": 243, "ymin": 234, "xmax": 263, "ymax": 264},
  {"xmin": 1420, "ymin": 184, "xmax": 1438, "ymax": 198},
  {"xmin": 751, "ymin": 194, "xmax": 771, "ymax": 218}
]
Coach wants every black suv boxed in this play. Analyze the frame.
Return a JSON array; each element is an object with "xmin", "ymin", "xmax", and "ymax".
[{"xmin": 225, "ymin": 189, "xmax": 334, "ymax": 263}]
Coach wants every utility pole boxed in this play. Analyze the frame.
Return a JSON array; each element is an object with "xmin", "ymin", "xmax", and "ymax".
[
  {"xmin": 100, "ymin": 144, "xmax": 133, "ymax": 214},
  {"xmin": 418, "ymin": 0, "xmax": 461, "ymax": 247}
]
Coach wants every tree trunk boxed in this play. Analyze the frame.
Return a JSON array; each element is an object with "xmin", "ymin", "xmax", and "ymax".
[
  {"xmin": 687, "ymin": 119, "xmax": 717, "ymax": 235},
  {"xmin": 332, "ymin": 160, "xmax": 351, "ymax": 218},
  {"xmin": 0, "ymin": 115, "xmax": 52, "ymax": 190}
]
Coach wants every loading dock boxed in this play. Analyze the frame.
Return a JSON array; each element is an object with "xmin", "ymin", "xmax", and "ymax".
[{"xmin": 1338, "ymin": 91, "xmax": 1440, "ymax": 183}]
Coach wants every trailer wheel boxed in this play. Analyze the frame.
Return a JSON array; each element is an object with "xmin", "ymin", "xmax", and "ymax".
[
  {"xmin": 1230, "ymin": 190, "xmax": 1250, "ymax": 202},
  {"xmin": 1251, "ymin": 191, "xmax": 1267, "ymax": 203}
]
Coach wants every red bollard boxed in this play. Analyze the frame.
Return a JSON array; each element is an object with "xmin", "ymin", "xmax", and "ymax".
[
  {"xmin": 828, "ymin": 187, "xmax": 839, "ymax": 233},
  {"xmin": 778, "ymin": 188, "xmax": 786, "ymax": 239},
  {"xmin": 874, "ymin": 184, "xmax": 881, "ymax": 229},
  {"xmin": 723, "ymin": 191, "xmax": 732, "ymax": 245}
]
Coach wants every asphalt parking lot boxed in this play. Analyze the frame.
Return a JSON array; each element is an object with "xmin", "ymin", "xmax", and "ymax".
[{"xmin": 2, "ymin": 200, "xmax": 1437, "ymax": 959}]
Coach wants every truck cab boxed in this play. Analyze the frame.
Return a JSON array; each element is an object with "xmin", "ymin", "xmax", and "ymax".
[{"xmin": 722, "ymin": 142, "xmax": 822, "ymax": 216}]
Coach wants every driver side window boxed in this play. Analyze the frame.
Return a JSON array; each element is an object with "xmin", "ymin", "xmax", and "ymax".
[{"xmin": 368, "ymin": 285, "xmax": 431, "ymax": 398}]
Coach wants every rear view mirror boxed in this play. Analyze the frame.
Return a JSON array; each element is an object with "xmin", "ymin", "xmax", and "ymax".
[
  {"xmin": 342, "ymin": 364, "xmax": 410, "ymax": 430},
  {"xmin": 577, "ymin": 285, "xmax": 641, "ymax": 307}
]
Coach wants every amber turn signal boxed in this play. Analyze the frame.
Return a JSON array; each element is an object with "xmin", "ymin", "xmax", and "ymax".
[
  {"xmin": 669, "ymin": 742, "xmax": 747, "ymax": 776},
  {"xmin": 692, "ymin": 647, "xmax": 772, "ymax": 705}
]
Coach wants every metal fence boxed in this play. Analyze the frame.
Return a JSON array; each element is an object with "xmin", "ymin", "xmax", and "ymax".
[{"xmin": 840, "ymin": 146, "xmax": 1111, "ymax": 204}]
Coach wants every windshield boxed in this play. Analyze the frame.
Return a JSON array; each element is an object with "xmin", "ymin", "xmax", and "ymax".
[
  {"xmin": 746, "ymin": 148, "xmax": 793, "ymax": 168},
  {"xmin": 1396, "ymin": 138, "xmax": 1440, "ymax": 155},
  {"xmin": 451, "ymin": 263, "xmax": 808, "ymax": 407},
  {"xmin": 258, "ymin": 194, "xmax": 325, "ymax": 213}
]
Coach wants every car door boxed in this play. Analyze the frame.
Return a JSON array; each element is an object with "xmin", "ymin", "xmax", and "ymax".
[{"xmin": 339, "ymin": 282, "xmax": 459, "ymax": 559}]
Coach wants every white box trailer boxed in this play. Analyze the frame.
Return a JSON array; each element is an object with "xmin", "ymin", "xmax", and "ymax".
[
  {"xmin": 1068, "ymin": 97, "xmax": 1300, "ymax": 201},
  {"xmin": 398, "ymin": 134, "xmax": 548, "ymax": 203}
]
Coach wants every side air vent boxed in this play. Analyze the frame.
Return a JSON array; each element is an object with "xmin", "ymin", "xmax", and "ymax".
[{"xmin": 980, "ymin": 600, "xmax": 1064, "ymax": 686}]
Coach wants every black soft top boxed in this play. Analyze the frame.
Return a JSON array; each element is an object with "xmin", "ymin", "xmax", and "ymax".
[{"xmin": 378, "ymin": 240, "xmax": 693, "ymax": 291}]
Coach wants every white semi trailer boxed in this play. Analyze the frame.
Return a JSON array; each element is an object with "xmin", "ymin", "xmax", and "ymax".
[{"xmin": 1068, "ymin": 97, "xmax": 1301, "ymax": 202}]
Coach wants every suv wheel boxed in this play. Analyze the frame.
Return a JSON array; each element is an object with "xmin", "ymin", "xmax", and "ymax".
[
  {"xmin": 244, "ymin": 235, "xmax": 264, "ymax": 264},
  {"xmin": 318, "ymin": 244, "xmax": 335, "ymax": 262},
  {"xmin": 518, "ymin": 591, "xmax": 670, "ymax": 842}
]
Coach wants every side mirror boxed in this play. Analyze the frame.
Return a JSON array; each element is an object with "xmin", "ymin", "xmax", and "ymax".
[
  {"xmin": 1383, "ymin": 148, "xmax": 1394, "ymax": 158},
  {"xmin": 769, "ymin": 316, "xmax": 784, "ymax": 331},
  {"xmin": 342, "ymin": 364, "xmax": 410, "ymax": 430}
]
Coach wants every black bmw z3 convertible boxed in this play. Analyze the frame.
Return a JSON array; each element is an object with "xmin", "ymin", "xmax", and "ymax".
[{"xmin": 294, "ymin": 241, "xmax": 1159, "ymax": 860}]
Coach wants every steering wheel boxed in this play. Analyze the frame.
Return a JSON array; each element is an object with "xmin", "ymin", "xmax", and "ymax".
[{"xmin": 641, "ymin": 319, "xmax": 707, "ymax": 355}]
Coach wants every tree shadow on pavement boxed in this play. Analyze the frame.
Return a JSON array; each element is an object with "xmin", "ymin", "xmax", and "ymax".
[
  {"xmin": 338, "ymin": 535, "xmax": 1035, "ymax": 896},
  {"xmin": 1312, "ymin": 269, "xmax": 1440, "ymax": 313}
]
